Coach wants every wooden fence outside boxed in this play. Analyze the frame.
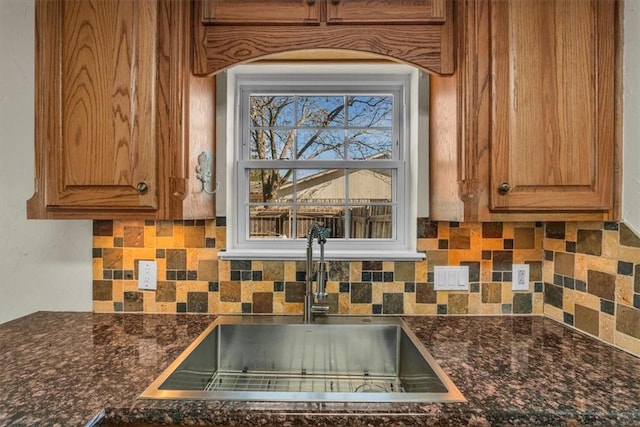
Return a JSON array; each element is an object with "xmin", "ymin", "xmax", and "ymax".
[{"xmin": 249, "ymin": 205, "xmax": 392, "ymax": 239}]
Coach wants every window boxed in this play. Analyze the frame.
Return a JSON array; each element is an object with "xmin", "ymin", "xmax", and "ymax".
[{"xmin": 219, "ymin": 64, "xmax": 427, "ymax": 260}]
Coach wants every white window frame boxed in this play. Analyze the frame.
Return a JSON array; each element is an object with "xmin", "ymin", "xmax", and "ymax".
[{"xmin": 218, "ymin": 63, "xmax": 427, "ymax": 261}]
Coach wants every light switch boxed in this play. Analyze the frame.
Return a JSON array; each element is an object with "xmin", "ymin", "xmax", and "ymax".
[{"xmin": 434, "ymin": 266, "xmax": 469, "ymax": 291}]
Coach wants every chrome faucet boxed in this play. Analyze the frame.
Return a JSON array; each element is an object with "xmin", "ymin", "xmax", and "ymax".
[{"xmin": 304, "ymin": 223, "xmax": 330, "ymax": 323}]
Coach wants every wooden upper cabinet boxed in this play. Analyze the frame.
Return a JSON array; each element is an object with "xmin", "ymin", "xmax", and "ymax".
[
  {"xmin": 28, "ymin": 0, "xmax": 216, "ymax": 219},
  {"xmin": 489, "ymin": 0, "xmax": 615, "ymax": 212},
  {"xmin": 201, "ymin": 0, "xmax": 321, "ymax": 24},
  {"xmin": 32, "ymin": 0, "xmax": 158, "ymax": 215},
  {"xmin": 193, "ymin": 0, "xmax": 454, "ymax": 76},
  {"xmin": 327, "ymin": 0, "xmax": 446, "ymax": 24},
  {"xmin": 200, "ymin": 0, "xmax": 444, "ymax": 25}
]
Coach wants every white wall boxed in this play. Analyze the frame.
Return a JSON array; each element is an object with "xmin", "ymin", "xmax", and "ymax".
[
  {"xmin": 0, "ymin": 0, "xmax": 92, "ymax": 324},
  {"xmin": 623, "ymin": 1, "xmax": 640, "ymax": 235}
]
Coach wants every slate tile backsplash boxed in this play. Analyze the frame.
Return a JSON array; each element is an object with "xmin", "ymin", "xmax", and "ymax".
[
  {"xmin": 542, "ymin": 221, "xmax": 640, "ymax": 356},
  {"xmin": 92, "ymin": 219, "xmax": 640, "ymax": 356}
]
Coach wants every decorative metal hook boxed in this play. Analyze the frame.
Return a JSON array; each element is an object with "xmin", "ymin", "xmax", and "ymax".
[{"xmin": 195, "ymin": 151, "xmax": 219, "ymax": 195}]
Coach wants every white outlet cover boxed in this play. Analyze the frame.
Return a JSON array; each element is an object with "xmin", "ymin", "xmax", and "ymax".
[
  {"xmin": 138, "ymin": 260, "xmax": 158, "ymax": 290},
  {"xmin": 512, "ymin": 264, "xmax": 530, "ymax": 291}
]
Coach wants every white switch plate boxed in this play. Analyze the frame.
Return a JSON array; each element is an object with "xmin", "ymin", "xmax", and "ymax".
[
  {"xmin": 434, "ymin": 266, "xmax": 469, "ymax": 291},
  {"xmin": 512, "ymin": 264, "xmax": 530, "ymax": 291},
  {"xmin": 138, "ymin": 260, "xmax": 158, "ymax": 290}
]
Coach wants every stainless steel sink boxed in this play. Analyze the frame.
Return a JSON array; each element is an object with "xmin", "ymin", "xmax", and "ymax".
[{"xmin": 140, "ymin": 316, "xmax": 465, "ymax": 403}]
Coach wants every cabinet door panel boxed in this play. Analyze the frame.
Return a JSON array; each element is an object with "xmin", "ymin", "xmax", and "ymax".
[
  {"xmin": 46, "ymin": 0, "xmax": 158, "ymax": 210},
  {"xmin": 327, "ymin": 0, "xmax": 445, "ymax": 24},
  {"xmin": 201, "ymin": 0, "xmax": 321, "ymax": 24},
  {"xmin": 490, "ymin": 0, "xmax": 614, "ymax": 211}
]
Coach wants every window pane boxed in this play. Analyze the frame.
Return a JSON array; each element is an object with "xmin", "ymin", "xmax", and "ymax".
[
  {"xmin": 296, "ymin": 169, "xmax": 345, "ymax": 203},
  {"xmin": 296, "ymin": 206, "xmax": 345, "ymax": 239},
  {"xmin": 296, "ymin": 130, "xmax": 345, "ymax": 160},
  {"xmin": 249, "ymin": 205, "xmax": 292, "ymax": 239},
  {"xmin": 297, "ymin": 96, "xmax": 344, "ymax": 127},
  {"xmin": 347, "ymin": 96, "xmax": 393, "ymax": 128},
  {"xmin": 349, "ymin": 169, "xmax": 392, "ymax": 201},
  {"xmin": 248, "ymin": 169, "xmax": 293, "ymax": 202},
  {"xmin": 347, "ymin": 130, "xmax": 393, "ymax": 160},
  {"xmin": 349, "ymin": 205, "xmax": 393, "ymax": 239},
  {"xmin": 250, "ymin": 96, "xmax": 294, "ymax": 127},
  {"xmin": 249, "ymin": 130, "xmax": 294, "ymax": 160}
]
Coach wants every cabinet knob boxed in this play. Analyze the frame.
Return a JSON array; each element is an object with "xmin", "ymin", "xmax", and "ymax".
[
  {"xmin": 498, "ymin": 182, "xmax": 511, "ymax": 194},
  {"xmin": 307, "ymin": 0, "xmax": 315, "ymax": 4},
  {"xmin": 136, "ymin": 182, "xmax": 149, "ymax": 194},
  {"xmin": 331, "ymin": 0, "xmax": 340, "ymax": 4}
]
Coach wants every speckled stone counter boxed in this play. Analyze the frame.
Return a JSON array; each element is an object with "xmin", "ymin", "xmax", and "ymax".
[{"xmin": 2, "ymin": 312, "xmax": 640, "ymax": 427}]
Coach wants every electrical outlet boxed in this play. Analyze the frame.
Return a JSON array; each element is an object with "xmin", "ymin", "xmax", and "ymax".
[
  {"xmin": 138, "ymin": 260, "xmax": 157, "ymax": 290},
  {"xmin": 434, "ymin": 266, "xmax": 470, "ymax": 291},
  {"xmin": 512, "ymin": 264, "xmax": 530, "ymax": 291}
]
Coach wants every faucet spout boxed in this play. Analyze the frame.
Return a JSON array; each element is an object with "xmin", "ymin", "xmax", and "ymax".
[{"xmin": 304, "ymin": 223, "xmax": 330, "ymax": 323}]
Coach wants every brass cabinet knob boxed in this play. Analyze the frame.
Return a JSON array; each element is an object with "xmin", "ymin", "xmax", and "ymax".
[
  {"xmin": 498, "ymin": 182, "xmax": 511, "ymax": 194},
  {"xmin": 136, "ymin": 182, "xmax": 149, "ymax": 194}
]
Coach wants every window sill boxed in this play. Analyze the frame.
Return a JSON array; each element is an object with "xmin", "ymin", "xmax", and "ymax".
[{"xmin": 219, "ymin": 249, "xmax": 426, "ymax": 261}]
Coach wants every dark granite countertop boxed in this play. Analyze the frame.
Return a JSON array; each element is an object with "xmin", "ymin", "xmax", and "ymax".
[{"xmin": 1, "ymin": 312, "xmax": 640, "ymax": 427}]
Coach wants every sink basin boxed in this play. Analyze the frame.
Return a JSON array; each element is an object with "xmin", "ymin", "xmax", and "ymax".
[{"xmin": 140, "ymin": 316, "xmax": 465, "ymax": 403}]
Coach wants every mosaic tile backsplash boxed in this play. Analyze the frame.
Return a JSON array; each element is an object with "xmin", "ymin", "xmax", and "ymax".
[{"xmin": 92, "ymin": 219, "xmax": 640, "ymax": 356}]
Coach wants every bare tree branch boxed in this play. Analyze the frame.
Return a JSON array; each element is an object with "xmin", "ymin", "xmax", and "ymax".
[{"xmin": 249, "ymin": 94, "xmax": 392, "ymax": 202}]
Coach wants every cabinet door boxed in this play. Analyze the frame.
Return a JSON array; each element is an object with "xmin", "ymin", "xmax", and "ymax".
[
  {"xmin": 490, "ymin": 0, "xmax": 615, "ymax": 211},
  {"xmin": 34, "ymin": 0, "xmax": 158, "ymax": 213},
  {"xmin": 327, "ymin": 0, "xmax": 446, "ymax": 24},
  {"xmin": 201, "ymin": 0, "xmax": 321, "ymax": 24}
]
